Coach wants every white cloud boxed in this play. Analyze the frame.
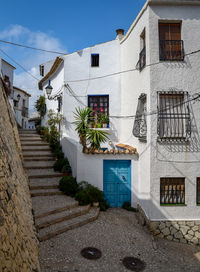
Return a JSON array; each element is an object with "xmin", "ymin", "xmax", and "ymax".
[{"xmin": 0, "ymin": 24, "xmax": 67, "ymax": 114}]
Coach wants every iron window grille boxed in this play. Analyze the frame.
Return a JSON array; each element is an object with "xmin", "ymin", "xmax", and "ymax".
[
  {"xmin": 197, "ymin": 178, "xmax": 200, "ymax": 205},
  {"xmin": 157, "ymin": 91, "xmax": 191, "ymax": 141},
  {"xmin": 57, "ymin": 96, "xmax": 62, "ymax": 112},
  {"xmin": 133, "ymin": 93, "xmax": 147, "ymax": 141},
  {"xmin": 88, "ymin": 95, "xmax": 109, "ymax": 127},
  {"xmin": 160, "ymin": 177, "xmax": 185, "ymax": 205},
  {"xmin": 91, "ymin": 54, "xmax": 99, "ymax": 67},
  {"xmin": 22, "ymin": 107, "xmax": 29, "ymax": 118},
  {"xmin": 159, "ymin": 40, "xmax": 184, "ymax": 61}
]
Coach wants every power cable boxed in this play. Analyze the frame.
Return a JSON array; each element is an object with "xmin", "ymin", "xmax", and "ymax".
[
  {"xmin": 0, "ymin": 48, "xmax": 40, "ymax": 81},
  {"xmin": 0, "ymin": 39, "xmax": 66, "ymax": 55}
]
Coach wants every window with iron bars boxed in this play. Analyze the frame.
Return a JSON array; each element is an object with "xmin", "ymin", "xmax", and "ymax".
[
  {"xmin": 157, "ymin": 91, "xmax": 191, "ymax": 141},
  {"xmin": 160, "ymin": 177, "xmax": 185, "ymax": 205},
  {"xmin": 197, "ymin": 178, "xmax": 200, "ymax": 205},
  {"xmin": 133, "ymin": 93, "xmax": 147, "ymax": 141},
  {"xmin": 91, "ymin": 54, "xmax": 99, "ymax": 67}
]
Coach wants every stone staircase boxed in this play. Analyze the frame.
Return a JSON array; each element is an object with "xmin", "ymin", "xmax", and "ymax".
[{"xmin": 19, "ymin": 129, "xmax": 99, "ymax": 242}]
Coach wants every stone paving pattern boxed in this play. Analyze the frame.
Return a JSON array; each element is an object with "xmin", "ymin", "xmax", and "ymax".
[{"xmin": 39, "ymin": 209, "xmax": 200, "ymax": 272}]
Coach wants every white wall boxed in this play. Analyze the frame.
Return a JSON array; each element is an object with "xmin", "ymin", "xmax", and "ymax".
[
  {"xmin": 147, "ymin": 4, "xmax": 200, "ymax": 220},
  {"xmin": 13, "ymin": 89, "xmax": 30, "ymax": 128},
  {"xmin": 120, "ymin": 6, "xmax": 152, "ymax": 216},
  {"xmin": 62, "ymin": 39, "xmax": 121, "ymax": 147}
]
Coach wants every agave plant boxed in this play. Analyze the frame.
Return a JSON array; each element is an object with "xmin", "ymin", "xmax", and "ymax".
[
  {"xmin": 87, "ymin": 129, "xmax": 109, "ymax": 151},
  {"xmin": 72, "ymin": 107, "xmax": 93, "ymax": 151}
]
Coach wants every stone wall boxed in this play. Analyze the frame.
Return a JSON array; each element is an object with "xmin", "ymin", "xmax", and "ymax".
[
  {"xmin": 137, "ymin": 205, "xmax": 200, "ymax": 245},
  {"xmin": 0, "ymin": 80, "xmax": 40, "ymax": 271}
]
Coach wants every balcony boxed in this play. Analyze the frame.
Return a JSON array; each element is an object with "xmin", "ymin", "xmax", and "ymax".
[
  {"xmin": 22, "ymin": 107, "xmax": 29, "ymax": 118},
  {"xmin": 138, "ymin": 46, "xmax": 146, "ymax": 71},
  {"xmin": 159, "ymin": 40, "xmax": 184, "ymax": 61}
]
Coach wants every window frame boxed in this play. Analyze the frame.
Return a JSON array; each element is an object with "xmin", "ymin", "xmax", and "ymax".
[
  {"xmin": 88, "ymin": 95, "xmax": 109, "ymax": 128},
  {"xmin": 197, "ymin": 178, "xmax": 200, "ymax": 205},
  {"xmin": 160, "ymin": 177, "xmax": 185, "ymax": 205},
  {"xmin": 157, "ymin": 91, "xmax": 191, "ymax": 141},
  {"xmin": 158, "ymin": 22, "xmax": 184, "ymax": 61},
  {"xmin": 91, "ymin": 54, "xmax": 99, "ymax": 67}
]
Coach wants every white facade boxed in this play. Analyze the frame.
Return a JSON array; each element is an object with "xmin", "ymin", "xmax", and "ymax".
[
  {"xmin": 39, "ymin": 0, "xmax": 200, "ymax": 221},
  {"xmin": 13, "ymin": 87, "xmax": 31, "ymax": 129}
]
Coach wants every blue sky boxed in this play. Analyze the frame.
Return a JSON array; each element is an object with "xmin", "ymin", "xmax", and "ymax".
[{"xmin": 0, "ymin": 0, "xmax": 146, "ymax": 113}]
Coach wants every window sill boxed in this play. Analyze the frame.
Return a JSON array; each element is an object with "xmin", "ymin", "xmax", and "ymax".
[{"xmin": 160, "ymin": 204, "xmax": 187, "ymax": 206}]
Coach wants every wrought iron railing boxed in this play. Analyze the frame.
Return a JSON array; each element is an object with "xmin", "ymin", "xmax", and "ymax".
[
  {"xmin": 159, "ymin": 40, "xmax": 184, "ymax": 61},
  {"xmin": 160, "ymin": 178, "xmax": 185, "ymax": 204},
  {"xmin": 133, "ymin": 93, "xmax": 147, "ymax": 141},
  {"xmin": 157, "ymin": 91, "xmax": 191, "ymax": 141},
  {"xmin": 138, "ymin": 46, "xmax": 146, "ymax": 71},
  {"xmin": 22, "ymin": 107, "xmax": 29, "ymax": 118},
  {"xmin": 197, "ymin": 178, "xmax": 200, "ymax": 205}
]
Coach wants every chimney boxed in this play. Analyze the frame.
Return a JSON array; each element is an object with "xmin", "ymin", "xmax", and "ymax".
[{"xmin": 116, "ymin": 29, "xmax": 124, "ymax": 40}]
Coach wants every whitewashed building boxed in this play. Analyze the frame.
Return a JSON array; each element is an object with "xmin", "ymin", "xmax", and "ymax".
[
  {"xmin": 13, "ymin": 86, "xmax": 31, "ymax": 129},
  {"xmin": 39, "ymin": 0, "xmax": 200, "ymax": 244}
]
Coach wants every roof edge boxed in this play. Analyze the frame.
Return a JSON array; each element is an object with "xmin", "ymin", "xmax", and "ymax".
[
  {"xmin": 13, "ymin": 86, "xmax": 31, "ymax": 97},
  {"xmin": 120, "ymin": 0, "xmax": 200, "ymax": 44},
  {"xmin": 38, "ymin": 57, "xmax": 63, "ymax": 90}
]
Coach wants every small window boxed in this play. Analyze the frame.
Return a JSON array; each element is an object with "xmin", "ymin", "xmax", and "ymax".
[
  {"xmin": 91, "ymin": 54, "xmax": 99, "ymax": 67},
  {"xmin": 57, "ymin": 96, "xmax": 62, "ymax": 112},
  {"xmin": 157, "ymin": 91, "xmax": 191, "ymax": 141},
  {"xmin": 160, "ymin": 177, "xmax": 185, "ymax": 205},
  {"xmin": 40, "ymin": 65, "xmax": 44, "ymax": 76},
  {"xmin": 14, "ymin": 100, "xmax": 18, "ymax": 107},
  {"xmin": 197, "ymin": 178, "xmax": 200, "ymax": 205},
  {"xmin": 159, "ymin": 22, "xmax": 184, "ymax": 61},
  {"xmin": 88, "ymin": 95, "xmax": 109, "ymax": 128}
]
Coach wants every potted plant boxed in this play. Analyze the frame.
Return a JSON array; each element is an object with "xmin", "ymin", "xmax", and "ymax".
[
  {"xmin": 97, "ymin": 123, "xmax": 102, "ymax": 128},
  {"xmin": 100, "ymin": 114, "xmax": 109, "ymax": 128},
  {"xmin": 61, "ymin": 164, "xmax": 72, "ymax": 177}
]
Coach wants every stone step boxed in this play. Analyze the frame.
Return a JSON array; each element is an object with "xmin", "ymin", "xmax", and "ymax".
[
  {"xmin": 30, "ymin": 177, "xmax": 61, "ymax": 188},
  {"xmin": 21, "ymin": 142, "xmax": 49, "ymax": 146},
  {"xmin": 30, "ymin": 185, "xmax": 58, "ymax": 190},
  {"xmin": 31, "ymin": 188, "xmax": 63, "ymax": 197},
  {"xmin": 20, "ymin": 137, "xmax": 42, "ymax": 142},
  {"xmin": 19, "ymin": 130, "xmax": 37, "ymax": 134},
  {"xmin": 32, "ymin": 195, "xmax": 77, "ymax": 216},
  {"xmin": 24, "ymin": 157, "xmax": 55, "ymax": 161},
  {"xmin": 22, "ymin": 151, "xmax": 53, "ymax": 157},
  {"xmin": 19, "ymin": 134, "xmax": 41, "ymax": 139},
  {"xmin": 22, "ymin": 146, "xmax": 51, "ymax": 151},
  {"xmin": 36, "ymin": 205, "xmax": 90, "ymax": 230},
  {"xmin": 28, "ymin": 169, "xmax": 62, "ymax": 179},
  {"xmin": 38, "ymin": 207, "xmax": 100, "ymax": 241},
  {"xmin": 35, "ymin": 201, "xmax": 79, "ymax": 220},
  {"xmin": 24, "ymin": 161, "xmax": 55, "ymax": 169}
]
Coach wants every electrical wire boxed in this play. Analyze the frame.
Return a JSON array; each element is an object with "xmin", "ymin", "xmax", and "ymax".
[
  {"xmin": 0, "ymin": 39, "xmax": 66, "ymax": 55},
  {"xmin": 0, "ymin": 48, "xmax": 40, "ymax": 81}
]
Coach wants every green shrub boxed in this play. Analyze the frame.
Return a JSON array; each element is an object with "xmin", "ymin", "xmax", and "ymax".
[
  {"xmin": 75, "ymin": 190, "xmax": 91, "ymax": 205},
  {"xmin": 53, "ymin": 158, "xmax": 69, "ymax": 172},
  {"xmin": 75, "ymin": 182, "xmax": 109, "ymax": 211},
  {"xmin": 53, "ymin": 148, "xmax": 64, "ymax": 159},
  {"xmin": 122, "ymin": 201, "xmax": 138, "ymax": 212},
  {"xmin": 59, "ymin": 176, "xmax": 78, "ymax": 197},
  {"xmin": 62, "ymin": 164, "xmax": 72, "ymax": 174}
]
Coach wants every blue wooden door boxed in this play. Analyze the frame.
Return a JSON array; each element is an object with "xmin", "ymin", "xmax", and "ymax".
[{"xmin": 103, "ymin": 160, "xmax": 131, "ymax": 207}]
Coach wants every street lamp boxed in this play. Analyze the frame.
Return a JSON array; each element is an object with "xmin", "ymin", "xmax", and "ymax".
[
  {"xmin": 17, "ymin": 94, "xmax": 21, "ymax": 101},
  {"xmin": 45, "ymin": 80, "xmax": 53, "ymax": 99}
]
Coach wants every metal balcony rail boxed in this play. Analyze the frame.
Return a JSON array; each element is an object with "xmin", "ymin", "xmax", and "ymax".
[
  {"xmin": 138, "ymin": 46, "xmax": 146, "ymax": 71},
  {"xmin": 159, "ymin": 40, "xmax": 184, "ymax": 61},
  {"xmin": 22, "ymin": 107, "xmax": 29, "ymax": 118},
  {"xmin": 160, "ymin": 178, "xmax": 185, "ymax": 205}
]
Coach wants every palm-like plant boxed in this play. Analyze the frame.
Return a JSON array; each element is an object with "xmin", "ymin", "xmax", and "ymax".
[
  {"xmin": 72, "ymin": 107, "xmax": 92, "ymax": 151},
  {"xmin": 87, "ymin": 129, "xmax": 109, "ymax": 151}
]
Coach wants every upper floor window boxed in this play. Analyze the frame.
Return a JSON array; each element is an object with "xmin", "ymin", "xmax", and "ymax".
[
  {"xmin": 88, "ymin": 95, "xmax": 109, "ymax": 128},
  {"xmin": 91, "ymin": 54, "xmax": 99, "ymax": 67},
  {"xmin": 40, "ymin": 65, "xmax": 44, "ymax": 76},
  {"xmin": 14, "ymin": 100, "xmax": 18, "ymax": 107},
  {"xmin": 157, "ymin": 91, "xmax": 191, "ymax": 141},
  {"xmin": 57, "ymin": 96, "xmax": 62, "ymax": 112},
  {"xmin": 159, "ymin": 22, "xmax": 184, "ymax": 61},
  {"xmin": 160, "ymin": 177, "xmax": 185, "ymax": 205},
  {"xmin": 139, "ymin": 29, "xmax": 146, "ymax": 71}
]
